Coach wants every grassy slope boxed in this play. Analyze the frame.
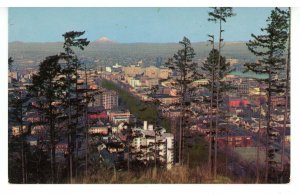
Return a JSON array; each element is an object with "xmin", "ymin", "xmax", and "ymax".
[{"xmin": 77, "ymin": 135, "xmax": 233, "ymax": 184}]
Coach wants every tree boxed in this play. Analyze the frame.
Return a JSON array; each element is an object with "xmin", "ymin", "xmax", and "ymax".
[
  {"xmin": 208, "ymin": 7, "xmax": 236, "ymax": 179},
  {"xmin": 8, "ymin": 57, "xmax": 14, "ymax": 72},
  {"xmin": 200, "ymin": 46, "xmax": 234, "ymax": 177},
  {"xmin": 28, "ymin": 55, "xmax": 66, "ymax": 183},
  {"xmin": 280, "ymin": 8, "xmax": 290, "ymax": 183},
  {"xmin": 122, "ymin": 122, "xmax": 134, "ymax": 172},
  {"xmin": 167, "ymin": 37, "xmax": 198, "ymax": 165},
  {"xmin": 60, "ymin": 31, "xmax": 90, "ymax": 183},
  {"xmin": 203, "ymin": 35, "xmax": 215, "ymax": 177},
  {"xmin": 244, "ymin": 7, "xmax": 289, "ymax": 183},
  {"xmin": 8, "ymin": 57, "xmax": 27, "ymax": 183},
  {"xmin": 80, "ymin": 63, "xmax": 97, "ymax": 177}
]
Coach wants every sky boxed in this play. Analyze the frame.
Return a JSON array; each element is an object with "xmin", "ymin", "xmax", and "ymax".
[{"xmin": 9, "ymin": 7, "xmax": 275, "ymax": 43}]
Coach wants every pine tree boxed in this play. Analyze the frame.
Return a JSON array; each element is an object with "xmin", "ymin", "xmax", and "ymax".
[
  {"xmin": 8, "ymin": 57, "xmax": 27, "ymax": 183},
  {"xmin": 244, "ymin": 7, "xmax": 289, "ymax": 183},
  {"xmin": 201, "ymin": 46, "xmax": 234, "ymax": 177},
  {"xmin": 208, "ymin": 7, "xmax": 236, "ymax": 179},
  {"xmin": 255, "ymin": 83, "xmax": 265, "ymax": 183},
  {"xmin": 205, "ymin": 35, "xmax": 215, "ymax": 177},
  {"xmin": 60, "ymin": 31, "xmax": 90, "ymax": 183},
  {"xmin": 28, "ymin": 55, "xmax": 66, "ymax": 183},
  {"xmin": 167, "ymin": 37, "xmax": 198, "ymax": 165}
]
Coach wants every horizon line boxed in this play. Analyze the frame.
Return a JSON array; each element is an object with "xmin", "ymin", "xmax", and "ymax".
[{"xmin": 9, "ymin": 40, "xmax": 248, "ymax": 44}]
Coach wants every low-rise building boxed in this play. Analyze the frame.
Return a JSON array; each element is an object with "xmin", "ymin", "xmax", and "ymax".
[
  {"xmin": 123, "ymin": 65, "xmax": 144, "ymax": 77},
  {"xmin": 151, "ymin": 94, "xmax": 179, "ymax": 105},
  {"xmin": 108, "ymin": 110, "xmax": 131, "ymax": 122},
  {"xmin": 89, "ymin": 126, "xmax": 109, "ymax": 135},
  {"xmin": 217, "ymin": 126, "xmax": 253, "ymax": 148}
]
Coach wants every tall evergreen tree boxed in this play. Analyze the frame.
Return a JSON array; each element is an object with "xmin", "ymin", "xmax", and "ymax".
[
  {"xmin": 244, "ymin": 7, "xmax": 289, "ymax": 183},
  {"xmin": 201, "ymin": 47, "xmax": 234, "ymax": 176},
  {"xmin": 60, "ymin": 31, "xmax": 90, "ymax": 183},
  {"xmin": 28, "ymin": 55, "xmax": 66, "ymax": 183},
  {"xmin": 8, "ymin": 57, "xmax": 27, "ymax": 183},
  {"xmin": 167, "ymin": 37, "xmax": 198, "ymax": 165},
  {"xmin": 208, "ymin": 7, "xmax": 236, "ymax": 179}
]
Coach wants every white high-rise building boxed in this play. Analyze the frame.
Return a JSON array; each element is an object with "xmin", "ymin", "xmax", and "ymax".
[{"xmin": 130, "ymin": 122, "xmax": 174, "ymax": 169}]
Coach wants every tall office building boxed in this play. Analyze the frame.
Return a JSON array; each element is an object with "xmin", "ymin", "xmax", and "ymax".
[
  {"xmin": 90, "ymin": 90, "xmax": 118, "ymax": 110},
  {"xmin": 100, "ymin": 90, "xmax": 119, "ymax": 110}
]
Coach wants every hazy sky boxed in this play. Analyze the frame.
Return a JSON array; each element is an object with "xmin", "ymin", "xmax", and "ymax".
[{"xmin": 9, "ymin": 7, "xmax": 275, "ymax": 43}]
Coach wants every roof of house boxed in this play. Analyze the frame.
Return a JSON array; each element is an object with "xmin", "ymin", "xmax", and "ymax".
[
  {"xmin": 88, "ymin": 106, "xmax": 105, "ymax": 113},
  {"xmin": 218, "ymin": 125, "xmax": 252, "ymax": 138},
  {"xmin": 150, "ymin": 94, "xmax": 174, "ymax": 99}
]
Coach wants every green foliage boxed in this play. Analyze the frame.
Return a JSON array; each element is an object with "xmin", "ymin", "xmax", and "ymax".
[
  {"xmin": 8, "ymin": 57, "xmax": 14, "ymax": 72},
  {"xmin": 207, "ymin": 7, "xmax": 236, "ymax": 180},
  {"xmin": 187, "ymin": 136, "xmax": 209, "ymax": 167},
  {"xmin": 201, "ymin": 48, "xmax": 235, "ymax": 94},
  {"xmin": 28, "ymin": 55, "xmax": 66, "ymax": 183},
  {"xmin": 167, "ymin": 37, "xmax": 198, "ymax": 91},
  {"xmin": 101, "ymin": 80, "xmax": 171, "ymax": 132},
  {"xmin": 166, "ymin": 36, "xmax": 198, "ymax": 164},
  {"xmin": 63, "ymin": 31, "xmax": 90, "ymax": 53},
  {"xmin": 208, "ymin": 7, "xmax": 236, "ymax": 23},
  {"xmin": 61, "ymin": 31, "xmax": 90, "ymax": 91},
  {"xmin": 101, "ymin": 80, "xmax": 158, "ymax": 121},
  {"xmin": 25, "ymin": 31, "xmax": 91, "ymax": 183},
  {"xmin": 244, "ymin": 7, "xmax": 289, "ymax": 182},
  {"xmin": 245, "ymin": 8, "xmax": 289, "ymax": 79},
  {"xmin": 29, "ymin": 55, "xmax": 65, "ymax": 113},
  {"xmin": 8, "ymin": 57, "xmax": 27, "ymax": 184},
  {"xmin": 61, "ymin": 31, "xmax": 90, "ymax": 183},
  {"xmin": 161, "ymin": 118, "xmax": 171, "ymax": 133}
]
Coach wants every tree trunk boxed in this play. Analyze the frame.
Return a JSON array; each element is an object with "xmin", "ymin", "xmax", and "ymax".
[
  {"xmin": 68, "ymin": 133, "xmax": 72, "ymax": 183},
  {"xmin": 85, "ymin": 64, "xmax": 89, "ymax": 177},
  {"xmin": 127, "ymin": 140, "xmax": 130, "ymax": 172},
  {"xmin": 214, "ymin": 18, "xmax": 222, "ymax": 180},
  {"xmin": 49, "ymin": 104, "xmax": 56, "ymax": 184},
  {"xmin": 281, "ymin": 8, "xmax": 290, "ymax": 183},
  {"xmin": 208, "ymin": 68, "xmax": 215, "ymax": 177},
  {"xmin": 19, "ymin": 92, "xmax": 26, "ymax": 183},
  {"xmin": 154, "ymin": 132, "xmax": 157, "ymax": 169},
  {"xmin": 256, "ymin": 86, "xmax": 262, "ymax": 183},
  {"xmin": 178, "ymin": 68, "xmax": 184, "ymax": 165},
  {"xmin": 265, "ymin": 59, "xmax": 272, "ymax": 183},
  {"xmin": 225, "ymin": 130, "xmax": 228, "ymax": 177},
  {"xmin": 179, "ymin": 115, "xmax": 183, "ymax": 165},
  {"xmin": 75, "ymin": 65, "xmax": 79, "ymax": 181},
  {"xmin": 67, "ymin": 59, "xmax": 73, "ymax": 184}
]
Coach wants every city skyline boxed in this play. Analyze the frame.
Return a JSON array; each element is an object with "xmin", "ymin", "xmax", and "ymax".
[{"xmin": 9, "ymin": 7, "xmax": 274, "ymax": 43}]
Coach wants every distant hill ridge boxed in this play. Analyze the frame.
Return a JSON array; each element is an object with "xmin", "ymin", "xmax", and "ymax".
[
  {"xmin": 9, "ymin": 40, "xmax": 246, "ymax": 44},
  {"xmin": 9, "ymin": 41, "xmax": 256, "ymax": 67}
]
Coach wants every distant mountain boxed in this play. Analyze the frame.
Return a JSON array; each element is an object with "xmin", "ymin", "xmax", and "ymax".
[{"xmin": 95, "ymin": 36, "xmax": 116, "ymax": 44}]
